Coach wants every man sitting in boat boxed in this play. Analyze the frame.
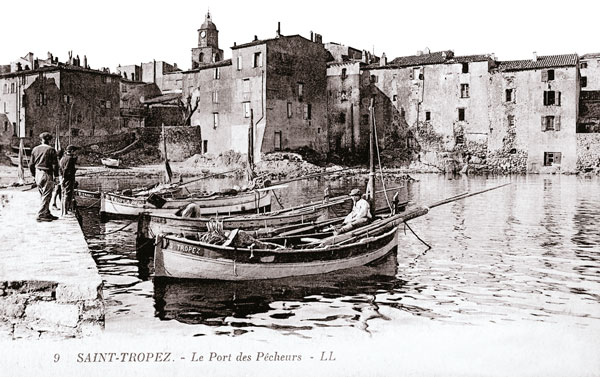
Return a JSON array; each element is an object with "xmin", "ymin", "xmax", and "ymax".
[{"xmin": 337, "ymin": 188, "xmax": 372, "ymax": 234}]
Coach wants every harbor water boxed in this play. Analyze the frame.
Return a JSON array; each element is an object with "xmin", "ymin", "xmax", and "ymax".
[{"xmin": 77, "ymin": 174, "xmax": 600, "ymax": 337}]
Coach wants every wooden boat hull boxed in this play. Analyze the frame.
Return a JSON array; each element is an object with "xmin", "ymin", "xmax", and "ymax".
[
  {"xmin": 74, "ymin": 189, "xmax": 101, "ymax": 208},
  {"xmin": 154, "ymin": 226, "xmax": 399, "ymax": 281},
  {"xmin": 101, "ymin": 190, "xmax": 272, "ymax": 218},
  {"xmin": 138, "ymin": 205, "xmax": 328, "ymax": 240}
]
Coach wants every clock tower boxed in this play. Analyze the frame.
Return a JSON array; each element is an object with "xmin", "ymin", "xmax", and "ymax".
[{"xmin": 192, "ymin": 11, "xmax": 224, "ymax": 68}]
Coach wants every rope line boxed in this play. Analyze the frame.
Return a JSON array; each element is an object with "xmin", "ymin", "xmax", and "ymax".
[
  {"xmin": 371, "ymin": 109, "xmax": 393, "ymax": 212},
  {"xmin": 403, "ymin": 221, "xmax": 431, "ymax": 250},
  {"xmin": 102, "ymin": 219, "xmax": 137, "ymax": 235}
]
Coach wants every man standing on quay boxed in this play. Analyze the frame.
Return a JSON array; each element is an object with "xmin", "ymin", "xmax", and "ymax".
[{"xmin": 29, "ymin": 132, "xmax": 59, "ymax": 222}]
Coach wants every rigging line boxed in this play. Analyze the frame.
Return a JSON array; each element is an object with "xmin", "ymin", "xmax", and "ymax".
[
  {"xmin": 371, "ymin": 110, "xmax": 392, "ymax": 212},
  {"xmin": 272, "ymin": 189, "xmax": 284, "ymax": 209},
  {"xmin": 102, "ymin": 219, "xmax": 137, "ymax": 236},
  {"xmin": 403, "ymin": 221, "xmax": 431, "ymax": 251},
  {"xmin": 80, "ymin": 198, "xmax": 101, "ymax": 209}
]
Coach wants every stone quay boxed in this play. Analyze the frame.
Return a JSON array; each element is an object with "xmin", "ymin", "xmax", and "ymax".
[{"xmin": 0, "ymin": 189, "xmax": 104, "ymax": 340}]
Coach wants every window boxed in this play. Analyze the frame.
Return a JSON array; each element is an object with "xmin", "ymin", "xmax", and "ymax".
[
  {"xmin": 287, "ymin": 102, "xmax": 292, "ymax": 118},
  {"xmin": 2, "ymin": 84, "xmax": 6, "ymax": 93},
  {"xmin": 20, "ymin": 76, "xmax": 26, "ymax": 85},
  {"xmin": 542, "ymin": 69, "xmax": 555, "ymax": 82},
  {"xmin": 392, "ymin": 94, "xmax": 397, "ymax": 101},
  {"xmin": 4, "ymin": 121, "xmax": 7, "ymax": 132},
  {"xmin": 460, "ymin": 84, "xmax": 469, "ymax": 98},
  {"xmin": 11, "ymin": 83, "xmax": 15, "ymax": 93},
  {"xmin": 253, "ymin": 52, "xmax": 262, "ymax": 68},
  {"xmin": 541, "ymin": 115, "xmax": 560, "ymax": 131},
  {"xmin": 203, "ymin": 140, "xmax": 208, "ymax": 154},
  {"xmin": 243, "ymin": 102, "xmax": 251, "ymax": 118},
  {"xmin": 543, "ymin": 91, "xmax": 561, "ymax": 106},
  {"xmin": 297, "ymin": 82, "xmax": 304, "ymax": 98},
  {"xmin": 340, "ymin": 90, "xmax": 347, "ymax": 102},
  {"xmin": 461, "ymin": 62, "xmax": 469, "ymax": 73},
  {"xmin": 63, "ymin": 95, "xmax": 71, "ymax": 104},
  {"xmin": 236, "ymin": 55, "xmax": 243, "ymax": 70},
  {"xmin": 455, "ymin": 135, "xmax": 464, "ymax": 144},
  {"xmin": 303, "ymin": 104, "xmax": 311, "ymax": 120},
  {"xmin": 213, "ymin": 112, "xmax": 219, "ymax": 128},
  {"xmin": 37, "ymin": 93, "xmax": 47, "ymax": 106},
  {"xmin": 508, "ymin": 115, "xmax": 515, "ymax": 128},
  {"xmin": 105, "ymin": 101, "xmax": 111, "ymax": 109},
  {"xmin": 581, "ymin": 62, "xmax": 588, "ymax": 69},
  {"xmin": 212, "ymin": 90, "xmax": 219, "ymax": 104},
  {"xmin": 214, "ymin": 67, "xmax": 220, "ymax": 79},
  {"xmin": 242, "ymin": 79, "xmax": 250, "ymax": 93},
  {"xmin": 505, "ymin": 88, "xmax": 515, "ymax": 102},
  {"xmin": 582, "ymin": 77, "xmax": 587, "ymax": 88},
  {"xmin": 101, "ymin": 76, "xmax": 107, "ymax": 83},
  {"xmin": 458, "ymin": 108, "xmax": 465, "ymax": 121},
  {"xmin": 274, "ymin": 131, "xmax": 282, "ymax": 151},
  {"xmin": 370, "ymin": 75, "xmax": 378, "ymax": 83},
  {"xmin": 412, "ymin": 67, "xmax": 420, "ymax": 80},
  {"xmin": 341, "ymin": 68, "xmax": 347, "ymax": 79},
  {"xmin": 544, "ymin": 152, "xmax": 562, "ymax": 166},
  {"xmin": 425, "ymin": 111, "xmax": 431, "ymax": 121}
]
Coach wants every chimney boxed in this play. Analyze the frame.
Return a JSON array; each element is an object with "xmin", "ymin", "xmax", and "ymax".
[
  {"xmin": 314, "ymin": 33, "xmax": 322, "ymax": 44},
  {"xmin": 441, "ymin": 51, "xmax": 447, "ymax": 59},
  {"xmin": 533, "ymin": 51, "xmax": 538, "ymax": 61},
  {"xmin": 380, "ymin": 52, "xmax": 387, "ymax": 67},
  {"xmin": 233, "ymin": 42, "xmax": 237, "ymax": 47},
  {"xmin": 83, "ymin": 55, "xmax": 88, "ymax": 68},
  {"xmin": 276, "ymin": 22, "xmax": 281, "ymax": 37},
  {"xmin": 423, "ymin": 47, "xmax": 430, "ymax": 54},
  {"xmin": 47, "ymin": 52, "xmax": 53, "ymax": 60},
  {"xmin": 490, "ymin": 53, "xmax": 496, "ymax": 61},
  {"xmin": 416, "ymin": 50, "xmax": 423, "ymax": 56},
  {"xmin": 254, "ymin": 35, "xmax": 258, "ymax": 41},
  {"xmin": 310, "ymin": 31, "xmax": 314, "ymax": 42}
]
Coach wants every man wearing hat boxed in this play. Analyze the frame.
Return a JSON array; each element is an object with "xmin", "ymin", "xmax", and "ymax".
[
  {"xmin": 29, "ymin": 132, "xmax": 59, "ymax": 222},
  {"xmin": 59, "ymin": 145, "xmax": 79, "ymax": 214},
  {"xmin": 338, "ymin": 188, "xmax": 372, "ymax": 233}
]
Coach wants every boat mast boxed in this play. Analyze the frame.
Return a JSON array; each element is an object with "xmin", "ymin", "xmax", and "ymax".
[
  {"xmin": 367, "ymin": 98, "xmax": 376, "ymax": 215},
  {"xmin": 247, "ymin": 108, "xmax": 255, "ymax": 182}
]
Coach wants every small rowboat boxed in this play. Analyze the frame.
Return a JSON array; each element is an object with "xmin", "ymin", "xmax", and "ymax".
[
  {"xmin": 101, "ymin": 157, "xmax": 121, "ymax": 168},
  {"xmin": 101, "ymin": 189, "xmax": 271, "ymax": 219},
  {"xmin": 74, "ymin": 189, "xmax": 101, "ymax": 208}
]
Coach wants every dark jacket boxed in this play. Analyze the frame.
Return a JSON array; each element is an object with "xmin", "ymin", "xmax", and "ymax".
[
  {"xmin": 29, "ymin": 144, "xmax": 59, "ymax": 177},
  {"xmin": 59, "ymin": 154, "xmax": 77, "ymax": 181}
]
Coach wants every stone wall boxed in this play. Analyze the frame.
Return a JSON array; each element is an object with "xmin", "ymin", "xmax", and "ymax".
[
  {"xmin": 0, "ymin": 280, "xmax": 103, "ymax": 340},
  {"xmin": 577, "ymin": 133, "xmax": 600, "ymax": 171},
  {"xmin": 159, "ymin": 126, "xmax": 203, "ymax": 161}
]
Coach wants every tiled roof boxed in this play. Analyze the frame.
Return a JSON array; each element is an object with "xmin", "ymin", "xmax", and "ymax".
[
  {"xmin": 0, "ymin": 64, "xmax": 120, "ymax": 79},
  {"xmin": 581, "ymin": 53, "xmax": 600, "ymax": 60},
  {"xmin": 448, "ymin": 54, "xmax": 492, "ymax": 63},
  {"xmin": 390, "ymin": 50, "xmax": 454, "ymax": 67},
  {"xmin": 496, "ymin": 54, "xmax": 578, "ymax": 71},
  {"xmin": 231, "ymin": 34, "xmax": 308, "ymax": 50}
]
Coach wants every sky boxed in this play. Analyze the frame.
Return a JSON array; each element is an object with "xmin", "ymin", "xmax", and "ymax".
[{"xmin": 1, "ymin": 0, "xmax": 598, "ymax": 71}]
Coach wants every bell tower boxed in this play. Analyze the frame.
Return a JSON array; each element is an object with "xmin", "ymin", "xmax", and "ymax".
[{"xmin": 192, "ymin": 11, "xmax": 224, "ymax": 68}]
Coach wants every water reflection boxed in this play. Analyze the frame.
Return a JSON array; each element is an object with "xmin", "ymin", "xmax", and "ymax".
[
  {"xmin": 153, "ymin": 251, "xmax": 400, "ymax": 333},
  {"xmin": 76, "ymin": 174, "xmax": 600, "ymax": 335}
]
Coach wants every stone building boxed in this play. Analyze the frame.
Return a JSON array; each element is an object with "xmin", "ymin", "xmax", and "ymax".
[
  {"xmin": 120, "ymin": 80, "xmax": 162, "ymax": 128},
  {"xmin": 0, "ymin": 58, "xmax": 121, "ymax": 148},
  {"xmin": 579, "ymin": 53, "xmax": 600, "ymax": 91},
  {"xmin": 489, "ymin": 54, "xmax": 580, "ymax": 173},
  {"xmin": 363, "ymin": 50, "xmax": 495, "ymax": 168},
  {"xmin": 116, "ymin": 61, "xmax": 181, "ymax": 93},
  {"xmin": 177, "ymin": 15, "xmax": 330, "ymax": 161}
]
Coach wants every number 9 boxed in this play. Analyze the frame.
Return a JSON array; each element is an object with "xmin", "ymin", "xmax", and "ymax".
[{"xmin": 53, "ymin": 354, "xmax": 60, "ymax": 363}]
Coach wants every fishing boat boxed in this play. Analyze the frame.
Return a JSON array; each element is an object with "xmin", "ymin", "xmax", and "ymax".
[
  {"xmin": 101, "ymin": 157, "xmax": 121, "ymax": 168},
  {"xmin": 74, "ymin": 189, "xmax": 101, "ymax": 208},
  {"xmin": 136, "ymin": 195, "xmax": 348, "ymax": 241},
  {"xmin": 101, "ymin": 188, "xmax": 271, "ymax": 219}
]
